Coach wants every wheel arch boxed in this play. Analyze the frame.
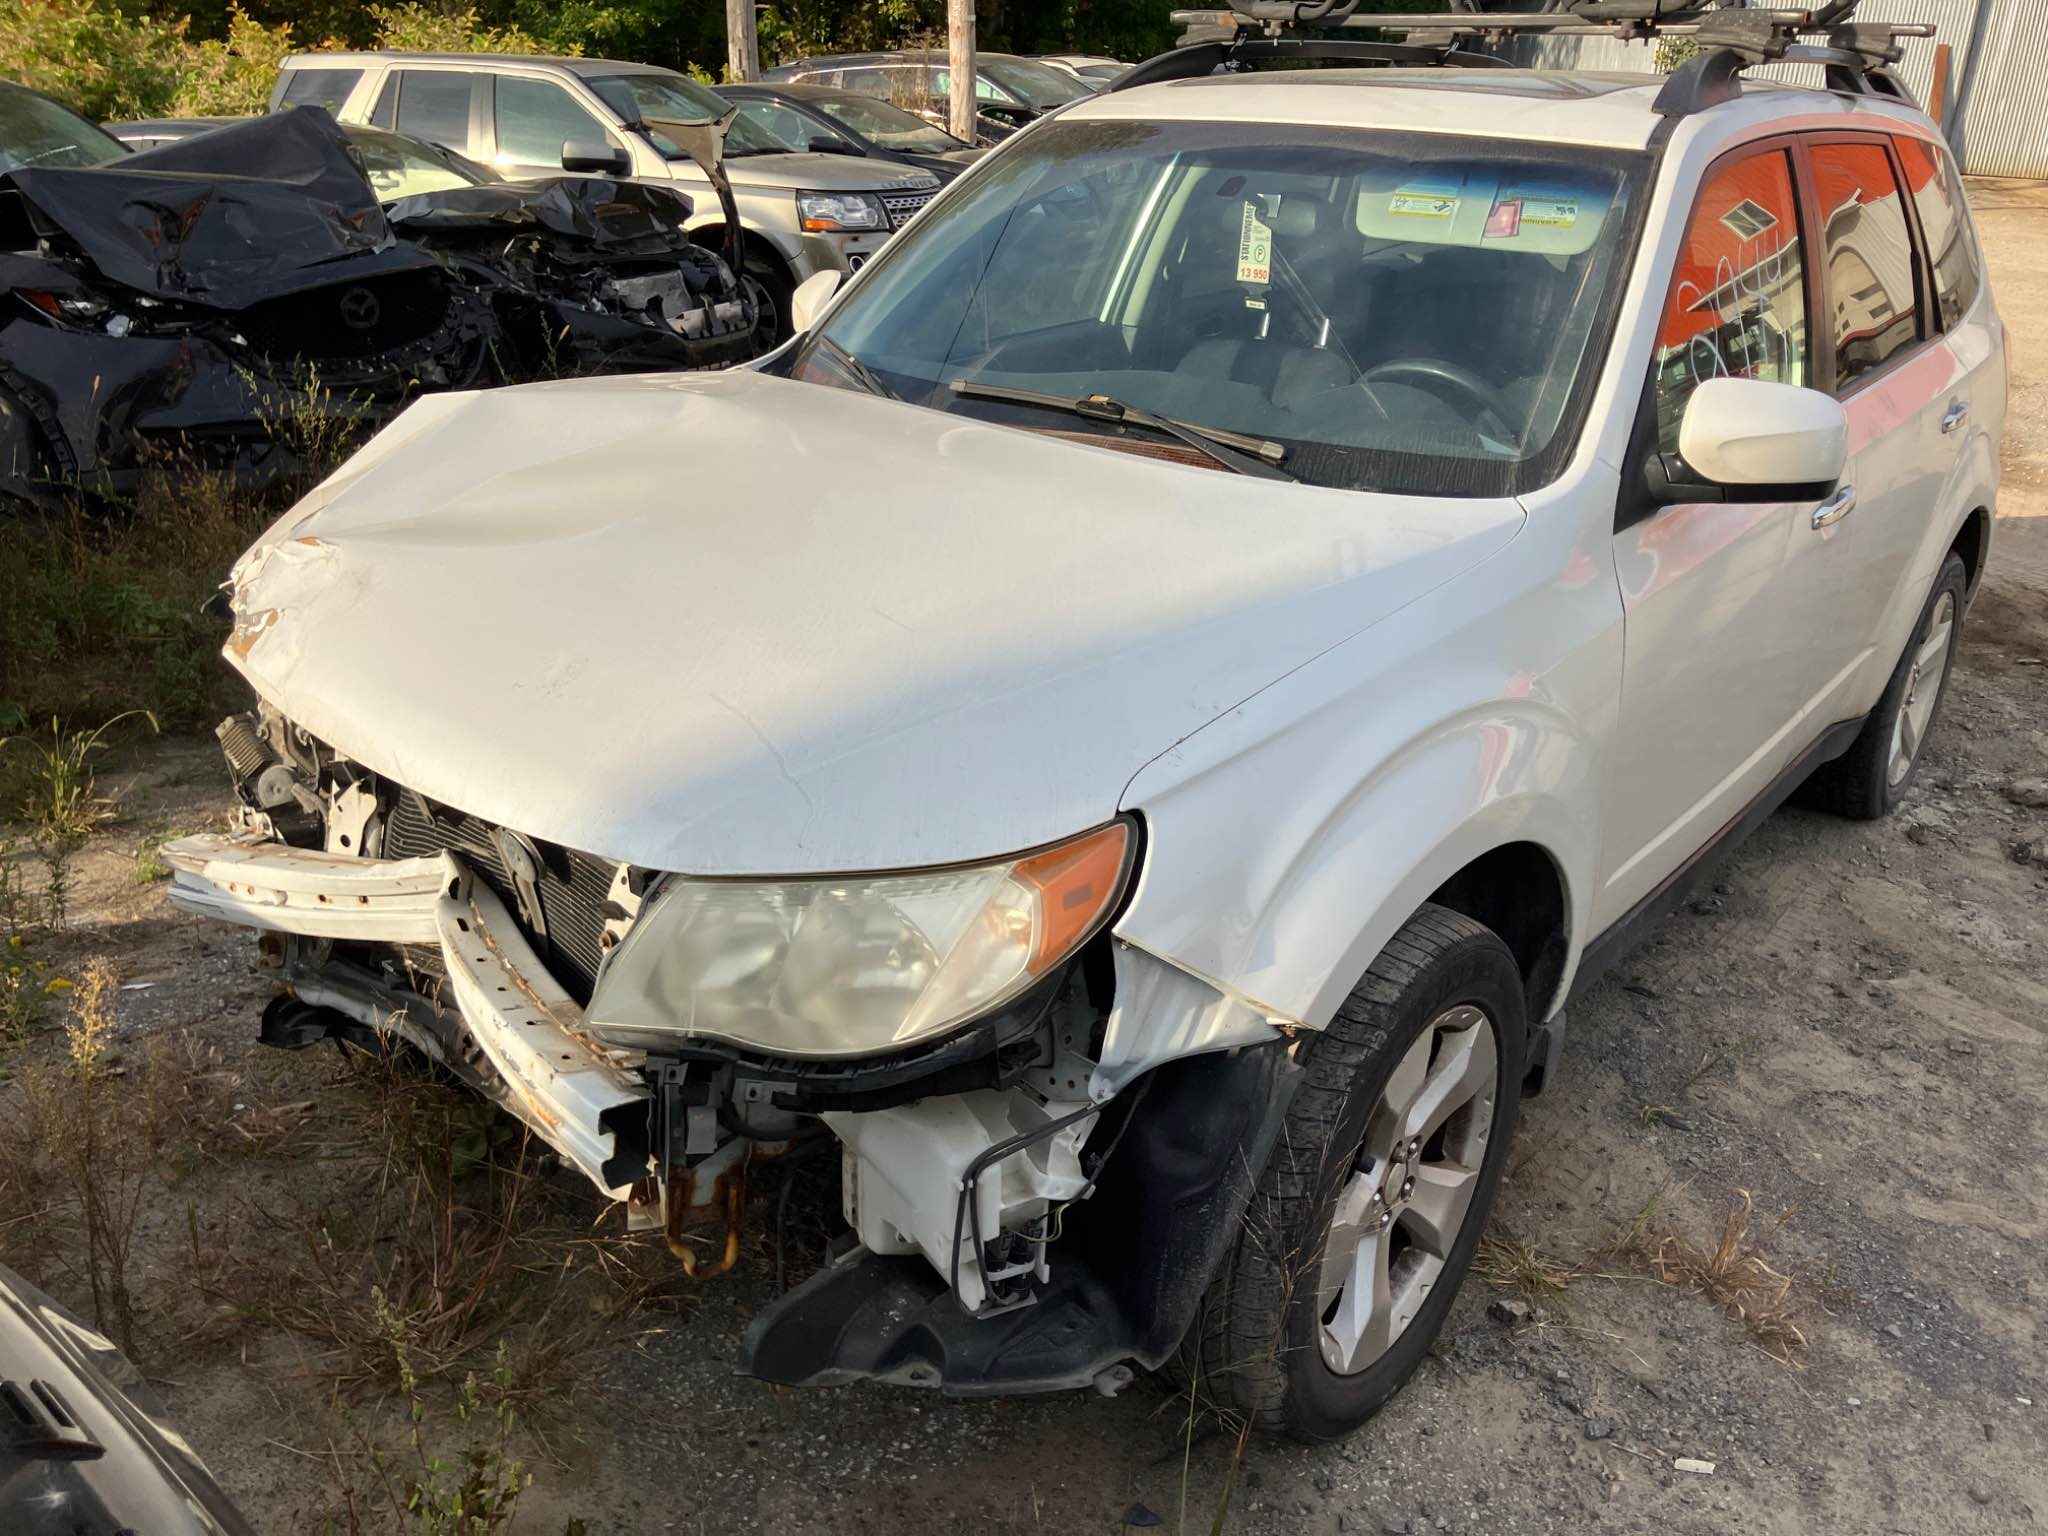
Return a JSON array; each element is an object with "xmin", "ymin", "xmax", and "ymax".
[
  {"xmin": 1950, "ymin": 503, "xmax": 1991, "ymax": 599},
  {"xmin": 1423, "ymin": 840, "xmax": 1572, "ymax": 1025}
]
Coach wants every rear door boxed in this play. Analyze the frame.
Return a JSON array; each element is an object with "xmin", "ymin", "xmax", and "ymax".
[
  {"xmin": 1788, "ymin": 133, "xmax": 1963, "ymax": 729},
  {"xmin": 1597, "ymin": 142, "xmax": 1821, "ymax": 926}
]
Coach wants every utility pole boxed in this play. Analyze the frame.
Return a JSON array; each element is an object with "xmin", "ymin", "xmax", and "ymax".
[
  {"xmin": 726, "ymin": 0, "xmax": 759, "ymax": 82},
  {"xmin": 947, "ymin": 0, "xmax": 976, "ymax": 143}
]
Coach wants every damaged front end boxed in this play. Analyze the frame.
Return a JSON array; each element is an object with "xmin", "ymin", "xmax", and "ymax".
[
  {"xmin": 0, "ymin": 109, "xmax": 494, "ymax": 506},
  {"xmin": 164, "ymin": 704, "xmax": 1298, "ymax": 1397},
  {"xmin": 381, "ymin": 178, "xmax": 759, "ymax": 376}
]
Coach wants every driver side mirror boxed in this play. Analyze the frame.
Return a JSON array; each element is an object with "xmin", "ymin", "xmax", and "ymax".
[
  {"xmin": 1649, "ymin": 378, "xmax": 1847, "ymax": 504},
  {"xmin": 790, "ymin": 269, "xmax": 843, "ymax": 334},
  {"xmin": 561, "ymin": 139, "xmax": 630, "ymax": 175}
]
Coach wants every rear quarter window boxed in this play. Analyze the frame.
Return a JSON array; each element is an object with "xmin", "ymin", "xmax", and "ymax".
[
  {"xmin": 1895, "ymin": 136, "xmax": 1984, "ymax": 329},
  {"xmin": 277, "ymin": 67, "xmax": 364, "ymax": 116}
]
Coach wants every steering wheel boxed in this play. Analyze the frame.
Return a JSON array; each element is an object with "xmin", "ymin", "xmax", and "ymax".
[{"xmin": 1359, "ymin": 358, "xmax": 1521, "ymax": 448}]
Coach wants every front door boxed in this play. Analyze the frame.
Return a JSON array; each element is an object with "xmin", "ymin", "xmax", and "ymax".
[{"xmin": 1597, "ymin": 143, "xmax": 1822, "ymax": 928}]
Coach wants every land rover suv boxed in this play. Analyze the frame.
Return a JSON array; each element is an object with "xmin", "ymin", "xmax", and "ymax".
[
  {"xmin": 271, "ymin": 52, "xmax": 943, "ymax": 340},
  {"xmin": 178, "ymin": 6, "xmax": 1999, "ymax": 1443}
]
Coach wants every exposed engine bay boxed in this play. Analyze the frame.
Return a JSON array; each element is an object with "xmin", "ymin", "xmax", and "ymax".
[{"xmin": 164, "ymin": 703, "xmax": 1297, "ymax": 1396}]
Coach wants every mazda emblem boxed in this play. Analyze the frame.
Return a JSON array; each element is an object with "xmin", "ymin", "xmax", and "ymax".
[{"xmin": 338, "ymin": 286, "xmax": 382, "ymax": 332}]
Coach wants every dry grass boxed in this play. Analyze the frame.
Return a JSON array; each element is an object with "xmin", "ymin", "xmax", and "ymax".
[
  {"xmin": 1614, "ymin": 1188, "xmax": 1809, "ymax": 1366},
  {"xmin": 1473, "ymin": 1230, "xmax": 1584, "ymax": 1301},
  {"xmin": 186, "ymin": 1042, "xmax": 664, "ymax": 1411}
]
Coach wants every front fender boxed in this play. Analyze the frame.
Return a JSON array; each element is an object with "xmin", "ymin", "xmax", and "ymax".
[{"xmin": 1114, "ymin": 476, "xmax": 1623, "ymax": 1031}]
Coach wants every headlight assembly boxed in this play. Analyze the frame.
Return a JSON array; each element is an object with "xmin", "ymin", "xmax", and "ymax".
[
  {"xmin": 796, "ymin": 190, "xmax": 887, "ymax": 233},
  {"xmin": 588, "ymin": 820, "xmax": 1135, "ymax": 1058}
]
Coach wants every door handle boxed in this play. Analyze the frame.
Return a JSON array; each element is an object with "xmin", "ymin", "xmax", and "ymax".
[
  {"xmin": 1941, "ymin": 399, "xmax": 1971, "ymax": 434},
  {"xmin": 1812, "ymin": 484, "xmax": 1857, "ymax": 529}
]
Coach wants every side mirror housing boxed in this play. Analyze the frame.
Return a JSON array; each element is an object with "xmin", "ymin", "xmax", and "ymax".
[
  {"xmin": 789, "ymin": 268, "xmax": 843, "ymax": 334},
  {"xmin": 562, "ymin": 139, "xmax": 630, "ymax": 175},
  {"xmin": 1652, "ymin": 377, "xmax": 1847, "ymax": 504}
]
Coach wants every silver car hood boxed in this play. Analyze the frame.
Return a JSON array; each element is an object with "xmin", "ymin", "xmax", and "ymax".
[{"xmin": 225, "ymin": 370, "xmax": 1523, "ymax": 874}]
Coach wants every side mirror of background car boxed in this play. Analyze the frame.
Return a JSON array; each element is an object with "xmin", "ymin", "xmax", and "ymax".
[
  {"xmin": 1647, "ymin": 377, "xmax": 1848, "ymax": 505},
  {"xmin": 561, "ymin": 139, "xmax": 630, "ymax": 175},
  {"xmin": 789, "ymin": 269, "xmax": 844, "ymax": 334}
]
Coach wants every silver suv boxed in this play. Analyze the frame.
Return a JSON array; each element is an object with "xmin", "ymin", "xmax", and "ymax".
[{"xmin": 271, "ymin": 53, "xmax": 944, "ymax": 340}]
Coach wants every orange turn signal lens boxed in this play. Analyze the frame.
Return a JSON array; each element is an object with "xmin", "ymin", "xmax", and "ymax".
[{"xmin": 1012, "ymin": 820, "xmax": 1134, "ymax": 974}]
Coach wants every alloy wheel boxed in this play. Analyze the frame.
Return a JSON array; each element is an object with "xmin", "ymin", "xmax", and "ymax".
[
  {"xmin": 1888, "ymin": 589, "xmax": 1957, "ymax": 787},
  {"xmin": 1316, "ymin": 1004, "xmax": 1498, "ymax": 1375}
]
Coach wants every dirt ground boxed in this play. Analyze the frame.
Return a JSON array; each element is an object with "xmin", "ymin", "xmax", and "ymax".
[{"xmin": 5, "ymin": 183, "xmax": 2045, "ymax": 1535}]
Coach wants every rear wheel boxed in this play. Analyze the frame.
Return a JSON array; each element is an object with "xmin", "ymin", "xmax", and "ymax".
[
  {"xmin": 1181, "ymin": 905, "xmax": 1525, "ymax": 1442},
  {"xmin": 1799, "ymin": 553, "xmax": 1968, "ymax": 820}
]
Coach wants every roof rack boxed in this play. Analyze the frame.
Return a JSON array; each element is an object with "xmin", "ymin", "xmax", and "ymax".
[{"xmin": 1115, "ymin": 1, "xmax": 1933, "ymax": 115}]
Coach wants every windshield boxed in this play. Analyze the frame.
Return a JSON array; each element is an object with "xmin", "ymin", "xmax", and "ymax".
[
  {"xmin": 588, "ymin": 72, "xmax": 725, "ymax": 130},
  {"xmin": 801, "ymin": 120, "xmax": 1644, "ymax": 497},
  {"xmin": 812, "ymin": 91, "xmax": 963, "ymax": 153},
  {"xmin": 345, "ymin": 125, "xmax": 493, "ymax": 200},
  {"xmin": 0, "ymin": 89, "xmax": 128, "ymax": 174},
  {"xmin": 979, "ymin": 58, "xmax": 1090, "ymax": 110}
]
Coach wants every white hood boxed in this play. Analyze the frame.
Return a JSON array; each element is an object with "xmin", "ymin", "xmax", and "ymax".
[{"xmin": 226, "ymin": 370, "xmax": 1523, "ymax": 873}]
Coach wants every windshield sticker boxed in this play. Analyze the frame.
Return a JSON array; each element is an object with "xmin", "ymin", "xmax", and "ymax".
[
  {"xmin": 1236, "ymin": 200, "xmax": 1272, "ymax": 284},
  {"xmin": 1389, "ymin": 190, "xmax": 1460, "ymax": 221},
  {"xmin": 1521, "ymin": 197, "xmax": 1579, "ymax": 229}
]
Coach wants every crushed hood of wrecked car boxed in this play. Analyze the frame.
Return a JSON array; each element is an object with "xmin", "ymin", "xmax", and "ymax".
[
  {"xmin": 3, "ymin": 108, "xmax": 401, "ymax": 308},
  {"xmin": 224, "ymin": 370, "xmax": 1526, "ymax": 874}
]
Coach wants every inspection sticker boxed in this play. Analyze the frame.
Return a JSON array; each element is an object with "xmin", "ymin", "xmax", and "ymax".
[
  {"xmin": 1388, "ymin": 190, "xmax": 1459, "ymax": 220},
  {"xmin": 1520, "ymin": 197, "xmax": 1580, "ymax": 229},
  {"xmin": 1237, "ymin": 200, "xmax": 1272, "ymax": 284}
]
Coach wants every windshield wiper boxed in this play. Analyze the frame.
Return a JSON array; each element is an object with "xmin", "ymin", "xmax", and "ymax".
[
  {"xmin": 948, "ymin": 380, "xmax": 1293, "ymax": 481},
  {"xmin": 813, "ymin": 336, "xmax": 897, "ymax": 400}
]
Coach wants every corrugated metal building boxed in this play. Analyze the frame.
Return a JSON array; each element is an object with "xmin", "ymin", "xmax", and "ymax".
[{"xmin": 1512, "ymin": 0, "xmax": 2048, "ymax": 179}]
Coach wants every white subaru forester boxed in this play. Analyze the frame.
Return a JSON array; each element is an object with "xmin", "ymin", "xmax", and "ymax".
[{"xmin": 167, "ymin": 3, "xmax": 2000, "ymax": 1442}]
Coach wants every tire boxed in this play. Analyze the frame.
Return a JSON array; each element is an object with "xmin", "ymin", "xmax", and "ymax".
[
  {"xmin": 0, "ymin": 383, "xmax": 50, "ymax": 509},
  {"xmin": 745, "ymin": 265, "xmax": 794, "ymax": 351},
  {"xmin": 1798, "ymin": 553, "xmax": 1968, "ymax": 821},
  {"xmin": 1181, "ymin": 904, "xmax": 1526, "ymax": 1443}
]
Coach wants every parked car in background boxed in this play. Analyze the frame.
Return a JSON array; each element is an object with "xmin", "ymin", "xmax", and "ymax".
[
  {"xmin": 763, "ymin": 50, "xmax": 1092, "ymax": 143},
  {"xmin": 0, "ymin": 1263, "xmax": 256, "ymax": 1534},
  {"xmin": 104, "ymin": 114, "xmax": 242, "ymax": 151},
  {"xmin": 274, "ymin": 52, "xmax": 941, "ymax": 339},
  {"xmin": 1037, "ymin": 54, "xmax": 1128, "ymax": 88},
  {"xmin": 714, "ymin": 82, "xmax": 984, "ymax": 183}
]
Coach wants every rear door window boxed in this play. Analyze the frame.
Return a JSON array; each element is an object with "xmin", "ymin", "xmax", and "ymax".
[
  {"xmin": 1810, "ymin": 139, "xmax": 1922, "ymax": 390},
  {"xmin": 1652, "ymin": 147, "xmax": 1808, "ymax": 453},
  {"xmin": 392, "ymin": 70, "xmax": 477, "ymax": 154},
  {"xmin": 277, "ymin": 67, "xmax": 363, "ymax": 117},
  {"xmin": 1894, "ymin": 136, "xmax": 1983, "ymax": 329}
]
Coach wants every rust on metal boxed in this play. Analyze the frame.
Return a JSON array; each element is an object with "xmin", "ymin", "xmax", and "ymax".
[{"xmin": 665, "ymin": 1151, "xmax": 751, "ymax": 1279}]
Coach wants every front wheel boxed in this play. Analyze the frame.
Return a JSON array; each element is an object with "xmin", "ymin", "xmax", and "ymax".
[{"xmin": 1181, "ymin": 904, "xmax": 1525, "ymax": 1442}]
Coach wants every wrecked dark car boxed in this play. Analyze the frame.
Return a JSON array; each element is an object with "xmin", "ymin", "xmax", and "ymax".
[
  {"xmin": 365, "ymin": 128, "xmax": 757, "ymax": 379},
  {"xmin": 1, "ymin": 96, "xmax": 494, "ymax": 504},
  {"xmin": 0, "ymin": 100, "xmax": 755, "ymax": 506}
]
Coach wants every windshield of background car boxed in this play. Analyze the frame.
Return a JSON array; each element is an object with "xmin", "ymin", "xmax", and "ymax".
[
  {"xmin": 804, "ymin": 120, "xmax": 1647, "ymax": 497},
  {"xmin": 814, "ymin": 91, "xmax": 962, "ymax": 152},
  {"xmin": 979, "ymin": 58, "xmax": 1090, "ymax": 109},
  {"xmin": 347, "ymin": 126, "xmax": 493, "ymax": 199},
  {"xmin": 0, "ymin": 90, "xmax": 128, "ymax": 173},
  {"xmin": 588, "ymin": 72, "xmax": 724, "ymax": 130}
]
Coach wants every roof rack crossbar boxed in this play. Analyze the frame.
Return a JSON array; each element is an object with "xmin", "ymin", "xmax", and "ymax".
[{"xmin": 1135, "ymin": 1, "xmax": 1933, "ymax": 116}]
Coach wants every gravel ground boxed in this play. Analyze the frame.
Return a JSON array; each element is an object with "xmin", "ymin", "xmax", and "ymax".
[{"xmin": 7, "ymin": 182, "xmax": 2044, "ymax": 1535}]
